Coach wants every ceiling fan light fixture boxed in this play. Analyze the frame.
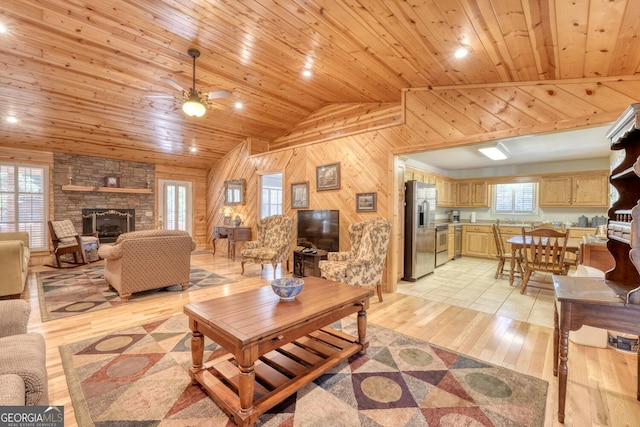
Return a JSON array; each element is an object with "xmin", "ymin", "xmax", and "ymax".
[{"xmin": 182, "ymin": 91, "xmax": 206, "ymax": 117}]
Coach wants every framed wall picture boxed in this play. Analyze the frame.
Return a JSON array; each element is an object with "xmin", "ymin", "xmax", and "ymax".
[
  {"xmin": 316, "ymin": 162, "xmax": 341, "ymax": 191},
  {"xmin": 104, "ymin": 176, "xmax": 120, "ymax": 188},
  {"xmin": 291, "ymin": 181, "xmax": 309, "ymax": 208},
  {"xmin": 356, "ymin": 192, "xmax": 377, "ymax": 212}
]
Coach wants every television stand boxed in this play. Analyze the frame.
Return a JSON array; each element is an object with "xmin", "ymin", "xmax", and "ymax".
[{"xmin": 293, "ymin": 249, "xmax": 328, "ymax": 277}]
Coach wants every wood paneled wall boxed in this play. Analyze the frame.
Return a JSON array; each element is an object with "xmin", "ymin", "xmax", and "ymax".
[{"xmin": 208, "ymin": 77, "xmax": 640, "ymax": 294}]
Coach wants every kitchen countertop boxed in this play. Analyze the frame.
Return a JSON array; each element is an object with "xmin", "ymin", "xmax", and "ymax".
[{"xmin": 438, "ymin": 221, "xmax": 595, "ymax": 230}]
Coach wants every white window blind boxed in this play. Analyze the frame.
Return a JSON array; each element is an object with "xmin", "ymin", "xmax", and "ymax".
[
  {"xmin": 493, "ymin": 182, "xmax": 537, "ymax": 214},
  {"xmin": 0, "ymin": 163, "xmax": 48, "ymax": 250}
]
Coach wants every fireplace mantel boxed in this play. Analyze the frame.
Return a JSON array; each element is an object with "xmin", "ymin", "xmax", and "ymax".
[{"xmin": 62, "ymin": 185, "xmax": 152, "ymax": 194}]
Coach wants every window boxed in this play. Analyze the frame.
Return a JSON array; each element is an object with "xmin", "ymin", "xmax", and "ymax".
[
  {"xmin": 0, "ymin": 163, "xmax": 48, "ymax": 250},
  {"xmin": 492, "ymin": 182, "xmax": 537, "ymax": 214},
  {"xmin": 260, "ymin": 173, "xmax": 283, "ymax": 218}
]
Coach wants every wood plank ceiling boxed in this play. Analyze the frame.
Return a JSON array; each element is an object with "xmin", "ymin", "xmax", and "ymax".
[{"xmin": 1, "ymin": 0, "xmax": 639, "ymax": 169}]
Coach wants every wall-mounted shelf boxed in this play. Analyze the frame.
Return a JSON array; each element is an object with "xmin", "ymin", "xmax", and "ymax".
[{"xmin": 62, "ymin": 185, "xmax": 153, "ymax": 194}]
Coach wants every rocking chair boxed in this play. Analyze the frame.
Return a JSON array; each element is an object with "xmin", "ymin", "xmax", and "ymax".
[{"xmin": 48, "ymin": 219, "xmax": 100, "ymax": 268}]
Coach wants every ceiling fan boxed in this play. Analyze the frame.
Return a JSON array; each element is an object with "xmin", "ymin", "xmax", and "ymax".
[{"xmin": 146, "ymin": 48, "xmax": 231, "ymax": 117}]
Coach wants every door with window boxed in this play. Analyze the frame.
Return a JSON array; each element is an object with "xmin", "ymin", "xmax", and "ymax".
[
  {"xmin": 158, "ymin": 180, "xmax": 192, "ymax": 234},
  {"xmin": 260, "ymin": 173, "xmax": 283, "ymax": 218}
]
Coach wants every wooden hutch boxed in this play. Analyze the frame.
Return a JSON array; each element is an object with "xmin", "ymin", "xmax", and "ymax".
[{"xmin": 606, "ymin": 102, "xmax": 640, "ymax": 301}]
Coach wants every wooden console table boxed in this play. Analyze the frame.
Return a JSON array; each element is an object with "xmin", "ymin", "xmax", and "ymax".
[
  {"xmin": 184, "ymin": 277, "xmax": 372, "ymax": 427},
  {"xmin": 212, "ymin": 225, "xmax": 251, "ymax": 261},
  {"xmin": 552, "ymin": 275, "xmax": 640, "ymax": 423}
]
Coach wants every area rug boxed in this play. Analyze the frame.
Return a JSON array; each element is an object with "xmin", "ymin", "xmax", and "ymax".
[
  {"xmin": 37, "ymin": 266, "xmax": 235, "ymax": 321},
  {"xmin": 60, "ymin": 315, "xmax": 547, "ymax": 426}
]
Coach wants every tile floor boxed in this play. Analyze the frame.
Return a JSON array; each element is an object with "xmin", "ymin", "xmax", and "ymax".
[{"xmin": 396, "ymin": 256, "xmax": 558, "ymax": 328}]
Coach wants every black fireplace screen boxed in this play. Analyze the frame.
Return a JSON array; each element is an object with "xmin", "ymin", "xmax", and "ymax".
[{"xmin": 82, "ymin": 209, "xmax": 135, "ymax": 243}]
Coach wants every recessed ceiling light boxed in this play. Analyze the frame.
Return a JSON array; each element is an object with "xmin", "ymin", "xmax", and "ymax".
[
  {"xmin": 454, "ymin": 45, "xmax": 472, "ymax": 58},
  {"xmin": 0, "ymin": 23, "xmax": 7, "ymax": 34},
  {"xmin": 189, "ymin": 146, "xmax": 197, "ymax": 153},
  {"xmin": 301, "ymin": 69, "xmax": 312, "ymax": 78},
  {"xmin": 234, "ymin": 100, "xmax": 244, "ymax": 109},
  {"xmin": 6, "ymin": 116, "xmax": 18, "ymax": 123},
  {"xmin": 478, "ymin": 143, "xmax": 509, "ymax": 160}
]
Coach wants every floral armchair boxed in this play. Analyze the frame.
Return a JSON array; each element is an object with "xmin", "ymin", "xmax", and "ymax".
[
  {"xmin": 241, "ymin": 215, "xmax": 293, "ymax": 280},
  {"xmin": 319, "ymin": 217, "xmax": 391, "ymax": 302}
]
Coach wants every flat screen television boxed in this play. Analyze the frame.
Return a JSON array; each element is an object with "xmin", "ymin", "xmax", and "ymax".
[{"xmin": 296, "ymin": 210, "xmax": 339, "ymax": 252}]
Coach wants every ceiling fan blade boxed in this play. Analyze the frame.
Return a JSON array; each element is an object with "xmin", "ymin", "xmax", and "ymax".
[
  {"xmin": 161, "ymin": 76, "xmax": 185, "ymax": 92},
  {"xmin": 145, "ymin": 94, "xmax": 175, "ymax": 99},
  {"xmin": 208, "ymin": 89, "xmax": 231, "ymax": 99}
]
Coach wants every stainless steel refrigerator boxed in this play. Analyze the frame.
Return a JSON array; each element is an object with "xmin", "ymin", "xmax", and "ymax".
[{"xmin": 403, "ymin": 180, "xmax": 436, "ymax": 281}]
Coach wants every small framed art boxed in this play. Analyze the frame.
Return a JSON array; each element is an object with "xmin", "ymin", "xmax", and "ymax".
[
  {"xmin": 104, "ymin": 176, "xmax": 120, "ymax": 188},
  {"xmin": 291, "ymin": 182, "xmax": 309, "ymax": 208},
  {"xmin": 316, "ymin": 162, "xmax": 340, "ymax": 191},
  {"xmin": 356, "ymin": 192, "xmax": 377, "ymax": 212}
]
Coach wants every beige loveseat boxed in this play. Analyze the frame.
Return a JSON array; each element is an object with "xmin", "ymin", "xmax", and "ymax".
[
  {"xmin": 0, "ymin": 300, "xmax": 48, "ymax": 406},
  {"xmin": 97, "ymin": 229, "xmax": 196, "ymax": 301},
  {"xmin": 0, "ymin": 232, "xmax": 30, "ymax": 298}
]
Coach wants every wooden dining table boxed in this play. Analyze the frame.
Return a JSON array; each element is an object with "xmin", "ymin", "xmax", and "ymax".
[{"xmin": 506, "ymin": 235, "xmax": 583, "ymax": 286}]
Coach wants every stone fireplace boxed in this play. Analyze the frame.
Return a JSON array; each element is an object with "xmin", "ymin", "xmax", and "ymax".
[{"xmin": 82, "ymin": 208, "xmax": 135, "ymax": 243}]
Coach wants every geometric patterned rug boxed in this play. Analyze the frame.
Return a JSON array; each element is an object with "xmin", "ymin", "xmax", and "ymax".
[
  {"xmin": 59, "ymin": 315, "xmax": 547, "ymax": 426},
  {"xmin": 36, "ymin": 265, "xmax": 236, "ymax": 321}
]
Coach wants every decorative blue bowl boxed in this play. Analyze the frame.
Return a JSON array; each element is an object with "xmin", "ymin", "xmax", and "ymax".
[{"xmin": 271, "ymin": 278, "xmax": 304, "ymax": 301}]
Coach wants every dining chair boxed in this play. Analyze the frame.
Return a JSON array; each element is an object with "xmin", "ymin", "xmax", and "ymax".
[
  {"xmin": 491, "ymin": 224, "xmax": 522, "ymax": 280},
  {"xmin": 519, "ymin": 227, "xmax": 570, "ymax": 294}
]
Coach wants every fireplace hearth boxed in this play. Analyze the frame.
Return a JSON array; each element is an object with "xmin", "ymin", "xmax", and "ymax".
[{"xmin": 82, "ymin": 209, "xmax": 135, "ymax": 243}]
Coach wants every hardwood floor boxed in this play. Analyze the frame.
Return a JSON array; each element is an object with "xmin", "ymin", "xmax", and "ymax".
[{"xmin": 22, "ymin": 253, "xmax": 640, "ymax": 427}]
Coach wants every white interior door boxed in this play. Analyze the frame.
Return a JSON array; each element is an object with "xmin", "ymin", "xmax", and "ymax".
[{"xmin": 158, "ymin": 179, "xmax": 192, "ymax": 234}]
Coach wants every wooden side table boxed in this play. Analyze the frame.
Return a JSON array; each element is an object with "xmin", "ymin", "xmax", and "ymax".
[
  {"xmin": 293, "ymin": 249, "xmax": 328, "ymax": 277},
  {"xmin": 212, "ymin": 225, "xmax": 251, "ymax": 261},
  {"xmin": 553, "ymin": 275, "xmax": 640, "ymax": 422}
]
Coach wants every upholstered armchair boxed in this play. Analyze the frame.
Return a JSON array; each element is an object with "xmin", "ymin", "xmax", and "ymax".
[
  {"xmin": 98, "ymin": 229, "xmax": 196, "ymax": 301},
  {"xmin": 0, "ymin": 300, "xmax": 48, "ymax": 406},
  {"xmin": 241, "ymin": 215, "xmax": 293, "ymax": 280},
  {"xmin": 48, "ymin": 219, "xmax": 100, "ymax": 268},
  {"xmin": 0, "ymin": 232, "xmax": 30, "ymax": 298},
  {"xmin": 319, "ymin": 217, "xmax": 391, "ymax": 302}
]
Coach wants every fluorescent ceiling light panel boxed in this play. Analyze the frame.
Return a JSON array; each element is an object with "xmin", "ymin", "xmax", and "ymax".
[{"xmin": 478, "ymin": 143, "xmax": 509, "ymax": 160}]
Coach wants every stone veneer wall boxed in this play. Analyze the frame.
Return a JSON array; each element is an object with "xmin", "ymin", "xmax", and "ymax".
[{"xmin": 53, "ymin": 153, "xmax": 155, "ymax": 232}]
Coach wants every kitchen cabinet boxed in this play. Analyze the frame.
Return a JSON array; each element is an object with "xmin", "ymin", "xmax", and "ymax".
[
  {"xmin": 436, "ymin": 176, "xmax": 456, "ymax": 207},
  {"xmin": 567, "ymin": 227, "xmax": 596, "ymax": 239},
  {"xmin": 539, "ymin": 172, "xmax": 609, "ymax": 207},
  {"xmin": 456, "ymin": 180, "xmax": 490, "ymax": 207},
  {"xmin": 405, "ymin": 167, "xmax": 436, "ymax": 184},
  {"xmin": 462, "ymin": 225, "xmax": 494, "ymax": 258}
]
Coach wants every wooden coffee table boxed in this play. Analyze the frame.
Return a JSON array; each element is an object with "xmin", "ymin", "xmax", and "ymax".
[{"xmin": 184, "ymin": 277, "xmax": 373, "ymax": 427}]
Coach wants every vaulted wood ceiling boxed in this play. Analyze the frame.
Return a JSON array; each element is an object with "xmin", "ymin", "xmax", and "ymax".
[{"xmin": 1, "ymin": 0, "xmax": 639, "ymax": 169}]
